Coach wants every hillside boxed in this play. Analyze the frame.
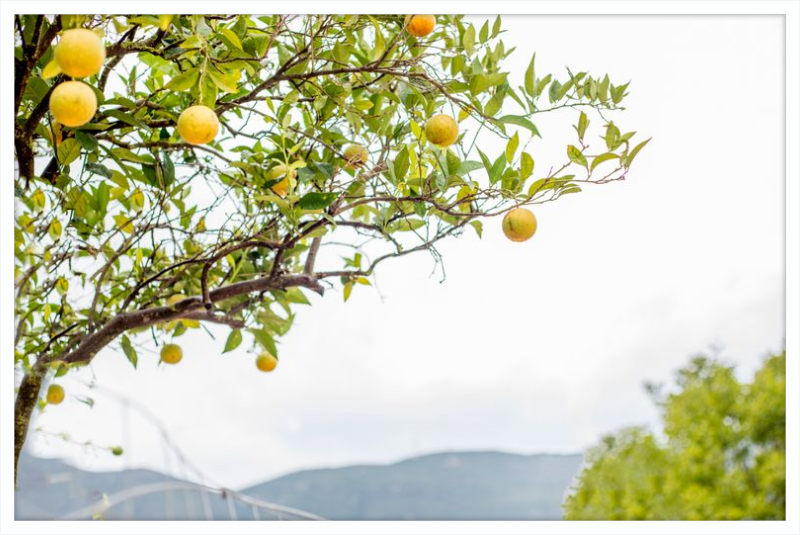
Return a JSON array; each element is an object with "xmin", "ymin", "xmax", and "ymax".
[
  {"xmin": 243, "ymin": 451, "xmax": 582, "ymax": 520},
  {"xmin": 15, "ymin": 450, "xmax": 582, "ymax": 520}
]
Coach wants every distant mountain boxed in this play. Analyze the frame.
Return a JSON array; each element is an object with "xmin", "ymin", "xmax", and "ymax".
[
  {"xmin": 14, "ymin": 452, "xmax": 249, "ymax": 520},
  {"xmin": 15, "ymin": 450, "xmax": 582, "ymax": 520},
  {"xmin": 243, "ymin": 451, "xmax": 583, "ymax": 520}
]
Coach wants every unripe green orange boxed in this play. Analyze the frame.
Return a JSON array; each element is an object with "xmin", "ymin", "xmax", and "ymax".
[
  {"xmin": 49, "ymin": 81, "xmax": 97, "ymax": 127},
  {"xmin": 160, "ymin": 343, "xmax": 183, "ymax": 365},
  {"xmin": 406, "ymin": 15, "xmax": 435, "ymax": 37},
  {"xmin": 54, "ymin": 28, "xmax": 106, "ymax": 78},
  {"xmin": 256, "ymin": 352, "xmax": 278, "ymax": 372},
  {"xmin": 46, "ymin": 384, "xmax": 65, "ymax": 405},
  {"xmin": 502, "ymin": 208, "xmax": 538, "ymax": 242},
  {"xmin": 177, "ymin": 105, "xmax": 219, "ymax": 145},
  {"xmin": 425, "ymin": 114, "xmax": 458, "ymax": 147},
  {"xmin": 343, "ymin": 144, "xmax": 368, "ymax": 169},
  {"xmin": 269, "ymin": 164, "xmax": 295, "ymax": 197}
]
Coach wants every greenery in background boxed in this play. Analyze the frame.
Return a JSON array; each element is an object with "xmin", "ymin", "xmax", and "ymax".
[
  {"xmin": 14, "ymin": 14, "xmax": 647, "ymax": 483},
  {"xmin": 563, "ymin": 350, "xmax": 786, "ymax": 520}
]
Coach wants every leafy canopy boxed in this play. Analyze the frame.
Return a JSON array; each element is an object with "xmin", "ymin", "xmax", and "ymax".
[
  {"xmin": 563, "ymin": 350, "xmax": 786, "ymax": 520},
  {"xmin": 14, "ymin": 14, "xmax": 647, "ymax": 374}
]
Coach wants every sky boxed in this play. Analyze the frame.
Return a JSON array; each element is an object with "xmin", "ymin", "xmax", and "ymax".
[{"xmin": 25, "ymin": 14, "xmax": 785, "ymax": 490}]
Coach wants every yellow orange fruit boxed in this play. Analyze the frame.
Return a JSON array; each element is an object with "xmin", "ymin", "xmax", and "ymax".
[
  {"xmin": 256, "ymin": 352, "xmax": 278, "ymax": 372},
  {"xmin": 160, "ymin": 343, "xmax": 183, "ymax": 365},
  {"xmin": 406, "ymin": 15, "xmax": 435, "ymax": 37},
  {"xmin": 502, "ymin": 208, "xmax": 538, "ymax": 242},
  {"xmin": 269, "ymin": 164, "xmax": 295, "ymax": 197},
  {"xmin": 177, "ymin": 105, "xmax": 219, "ymax": 145},
  {"xmin": 425, "ymin": 114, "xmax": 459, "ymax": 147},
  {"xmin": 54, "ymin": 28, "xmax": 106, "ymax": 78},
  {"xmin": 46, "ymin": 384, "xmax": 65, "ymax": 405},
  {"xmin": 343, "ymin": 144, "xmax": 368, "ymax": 169},
  {"xmin": 49, "ymin": 81, "xmax": 97, "ymax": 127}
]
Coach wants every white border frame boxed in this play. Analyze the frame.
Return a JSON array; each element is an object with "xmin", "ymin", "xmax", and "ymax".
[{"xmin": 2, "ymin": 2, "xmax": 798, "ymax": 534}]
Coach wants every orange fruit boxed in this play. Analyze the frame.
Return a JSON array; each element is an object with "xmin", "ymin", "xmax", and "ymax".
[
  {"xmin": 177, "ymin": 105, "xmax": 219, "ymax": 145},
  {"xmin": 502, "ymin": 208, "xmax": 538, "ymax": 242},
  {"xmin": 406, "ymin": 15, "xmax": 435, "ymax": 37},
  {"xmin": 425, "ymin": 114, "xmax": 459, "ymax": 147},
  {"xmin": 160, "ymin": 343, "xmax": 183, "ymax": 365},
  {"xmin": 256, "ymin": 352, "xmax": 278, "ymax": 372},
  {"xmin": 54, "ymin": 28, "xmax": 106, "ymax": 78},
  {"xmin": 49, "ymin": 81, "xmax": 97, "ymax": 127}
]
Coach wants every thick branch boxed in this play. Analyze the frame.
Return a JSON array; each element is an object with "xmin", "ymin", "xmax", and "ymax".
[
  {"xmin": 14, "ymin": 360, "xmax": 47, "ymax": 486},
  {"xmin": 60, "ymin": 274, "xmax": 323, "ymax": 365}
]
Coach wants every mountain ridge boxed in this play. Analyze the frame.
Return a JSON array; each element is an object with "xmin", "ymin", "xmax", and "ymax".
[{"xmin": 16, "ymin": 450, "xmax": 583, "ymax": 520}]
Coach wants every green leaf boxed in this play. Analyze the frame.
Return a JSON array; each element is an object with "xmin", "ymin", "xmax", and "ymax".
[
  {"xmin": 208, "ymin": 68, "xmax": 238, "ymax": 93},
  {"xmin": 611, "ymin": 81, "xmax": 630, "ymax": 104},
  {"xmin": 577, "ymin": 112, "xmax": 589, "ymax": 141},
  {"xmin": 492, "ymin": 15, "xmax": 502, "ymax": 38},
  {"xmin": 75, "ymin": 131, "xmax": 98, "ymax": 152},
  {"xmin": 498, "ymin": 115, "xmax": 540, "ymax": 137},
  {"xmin": 625, "ymin": 138, "xmax": 651, "ymax": 168},
  {"xmin": 41, "ymin": 59, "xmax": 61, "ymax": 79},
  {"xmin": 393, "ymin": 146, "xmax": 409, "ymax": 181},
  {"xmin": 343, "ymin": 281, "xmax": 354, "ymax": 302},
  {"xmin": 524, "ymin": 53, "xmax": 535, "ymax": 96},
  {"xmin": 462, "ymin": 25, "xmax": 475, "ymax": 55},
  {"xmin": 520, "ymin": 152, "xmax": 534, "ymax": 179},
  {"xmin": 298, "ymin": 192, "xmax": 339, "ymax": 210},
  {"xmin": 249, "ymin": 328, "xmax": 277, "ymax": 356},
  {"xmin": 86, "ymin": 162, "xmax": 112, "ymax": 178},
  {"xmin": 284, "ymin": 287, "xmax": 310, "ymax": 305},
  {"xmin": 567, "ymin": 145, "xmax": 588, "ymax": 167},
  {"xmin": 457, "ymin": 161, "xmax": 484, "ymax": 175},
  {"xmin": 158, "ymin": 15, "xmax": 174, "ymax": 31},
  {"xmin": 605, "ymin": 123, "xmax": 621, "ymax": 150},
  {"xmin": 223, "ymin": 329, "xmax": 242, "ymax": 353},
  {"xmin": 48, "ymin": 219, "xmax": 62, "ymax": 241},
  {"xmin": 548, "ymin": 80, "xmax": 562, "ymax": 103},
  {"xmin": 470, "ymin": 220, "xmax": 483, "ymax": 238},
  {"xmin": 470, "ymin": 73, "xmax": 507, "ymax": 95},
  {"xmin": 57, "ymin": 138, "xmax": 81, "ymax": 165},
  {"xmin": 121, "ymin": 335, "xmax": 138, "ymax": 369},
  {"xmin": 506, "ymin": 132, "xmax": 519, "ymax": 163},
  {"xmin": 598, "ymin": 74, "xmax": 610, "ymax": 103},
  {"xmin": 387, "ymin": 218, "xmax": 426, "ymax": 232},
  {"xmin": 166, "ymin": 67, "xmax": 200, "ymax": 91},
  {"xmin": 161, "ymin": 154, "xmax": 175, "ymax": 187},
  {"xmin": 219, "ymin": 27, "xmax": 243, "ymax": 50},
  {"xmin": 590, "ymin": 152, "xmax": 620, "ymax": 172},
  {"xmin": 489, "ymin": 153, "xmax": 506, "ymax": 184}
]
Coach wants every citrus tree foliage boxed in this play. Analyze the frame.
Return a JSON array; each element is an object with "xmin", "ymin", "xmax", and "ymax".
[
  {"xmin": 14, "ymin": 14, "xmax": 648, "ymax": 479},
  {"xmin": 564, "ymin": 351, "xmax": 786, "ymax": 520}
]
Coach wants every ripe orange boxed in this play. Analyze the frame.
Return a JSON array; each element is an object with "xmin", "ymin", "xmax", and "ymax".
[
  {"xmin": 406, "ymin": 15, "xmax": 435, "ymax": 37},
  {"xmin": 425, "ymin": 114, "xmax": 459, "ymax": 147},
  {"xmin": 54, "ymin": 28, "xmax": 106, "ymax": 78},
  {"xmin": 256, "ymin": 352, "xmax": 278, "ymax": 372},
  {"xmin": 502, "ymin": 208, "xmax": 538, "ymax": 242},
  {"xmin": 46, "ymin": 384, "xmax": 65, "ymax": 405},
  {"xmin": 49, "ymin": 81, "xmax": 97, "ymax": 127},
  {"xmin": 177, "ymin": 105, "xmax": 219, "ymax": 145}
]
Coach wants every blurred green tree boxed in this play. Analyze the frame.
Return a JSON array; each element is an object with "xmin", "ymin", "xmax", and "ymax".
[{"xmin": 563, "ymin": 350, "xmax": 786, "ymax": 520}]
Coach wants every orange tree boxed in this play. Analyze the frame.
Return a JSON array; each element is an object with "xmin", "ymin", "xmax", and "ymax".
[{"xmin": 13, "ymin": 14, "xmax": 649, "ymax": 482}]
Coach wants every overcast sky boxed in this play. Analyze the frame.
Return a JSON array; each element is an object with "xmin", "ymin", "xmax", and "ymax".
[{"xmin": 26, "ymin": 14, "xmax": 785, "ymax": 490}]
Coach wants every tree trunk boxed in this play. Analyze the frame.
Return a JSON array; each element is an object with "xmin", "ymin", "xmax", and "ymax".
[{"xmin": 14, "ymin": 361, "xmax": 46, "ymax": 487}]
